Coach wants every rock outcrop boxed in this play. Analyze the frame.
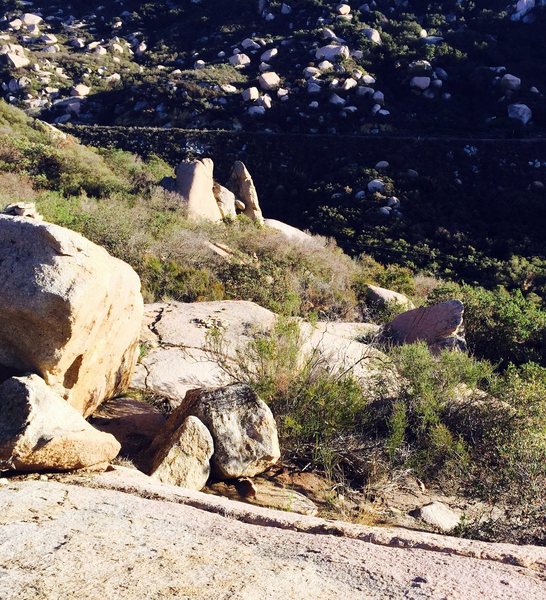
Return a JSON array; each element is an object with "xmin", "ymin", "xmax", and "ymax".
[
  {"xmin": 150, "ymin": 415, "xmax": 213, "ymax": 490},
  {"xmin": 384, "ymin": 300, "xmax": 466, "ymax": 353},
  {"xmin": 227, "ymin": 161, "xmax": 265, "ymax": 224},
  {"xmin": 212, "ymin": 182, "xmax": 238, "ymax": 219},
  {"xmin": 162, "ymin": 384, "xmax": 280, "ymax": 479},
  {"xmin": 264, "ymin": 218, "xmax": 314, "ymax": 243},
  {"xmin": 1, "ymin": 474, "xmax": 544, "ymax": 600},
  {"xmin": 175, "ymin": 158, "xmax": 223, "ymax": 222},
  {"xmin": 132, "ymin": 301, "xmax": 387, "ymax": 409},
  {"xmin": 0, "ymin": 374, "xmax": 120, "ymax": 472},
  {"xmin": 0, "ymin": 215, "xmax": 144, "ymax": 416}
]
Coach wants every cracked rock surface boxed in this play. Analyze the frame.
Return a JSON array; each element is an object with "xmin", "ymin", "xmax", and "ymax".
[{"xmin": 0, "ymin": 471, "xmax": 544, "ymax": 600}]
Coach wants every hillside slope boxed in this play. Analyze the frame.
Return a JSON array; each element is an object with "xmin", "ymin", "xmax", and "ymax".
[{"xmin": 1, "ymin": 0, "xmax": 545, "ymax": 133}]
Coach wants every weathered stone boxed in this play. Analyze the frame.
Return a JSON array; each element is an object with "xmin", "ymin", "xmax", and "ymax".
[
  {"xmin": 2, "ymin": 202, "xmax": 42, "ymax": 220},
  {"xmin": 168, "ymin": 384, "xmax": 280, "ymax": 479},
  {"xmin": 384, "ymin": 300, "xmax": 466, "ymax": 353},
  {"xmin": 367, "ymin": 285, "xmax": 415, "ymax": 311},
  {"xmin": 213, "ymin": 182, "xmax": 237, "ymax": 219},
  {"xmin": 0, "ymin": 375, "xmax": 120, "ymax": 472},
  {"xmin": 2, "ymin": 477, "xmax": 545, "ymax": 599},
  {"xmin": 501, "ymin": 74, "xmax": 521, "ymax": 91},
  {"xmin": 176, "ymin": 158, "xmax": 223, "ymax": 222},
  {"xmin": 264, "ymin": 218, "xmax": 313, "ymax": 243},
  {"xmin": 229, "ymin": 53, "xmax": 250, "ymax": 67},
  {"xmin": 412, "ymin": 502, "xmax": 461, "ymax": 532},
  {"xmin": 258, "ymin": 71, "xmax": 281, "ymax": 90},
  {"xmin": 133, "ymin": 301, "xmax": 388, "ymax": 408},
  {"xmin": 508, "ymin": 103, "xmax": 532, "ymax": 125},
  {"xmin": 315, "ymin": 44, "xmax": 349, "ymax": 61},
  {"xmin": 70, "ymin": 83, "xmax": 90, "ymax": 97},
  {"xmin": 242, "ymin": 86, "xmax": 259, "ymax": 101},
  {"xmin": 4, "ymin": 52, "xmax": 29, "ymax": 69},
  {"xmin": 150, "ymin": 415, "xmax": 213, "ymax": 490},
  {"xmin": 0, "ymin": 216, "xmax": 144, "ymax": 416},
  {"xmin": 410, "ymin": 76, "xmax": 431, "ymax": 90},
  {"xmin": 226, "ymin": 161, "xmax": 264, "ymax": 224}
]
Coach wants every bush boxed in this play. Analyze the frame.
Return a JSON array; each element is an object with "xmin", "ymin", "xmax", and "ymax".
[
  {"xmin": 207, "ymin": 316, "xmax": 369, "ymax": 481},
  {"xmin": 428, "ymin": 283, "xmax": 546, "ymax": 365},
  {"xmin": 372, "ymin": 343, "xmax": 494, "ymax": 484}
]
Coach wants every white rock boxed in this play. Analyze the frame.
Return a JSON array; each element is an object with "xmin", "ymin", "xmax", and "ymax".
[
  {"xmin": 5, "ymin": 53, "xmax": 30, "ymax": 69},
  {"xmin": 315, "ymin": 44, "xmax": 349, "ymax": 61},
  {"xmin": 241, "ymin": 38, "xmax": 260, "ymax": 51},
  {"xmin": 169, "ymin": 385, "xmax": 280, "ymax": 479},
  {"xmin": 501, "ymin": 74, "xmax": 521, "ymax": 91},
  {"xmin": 150, "ymin": 415, "xmax": 213, "ymax": 490},
  {"xmin": 368, "ymin": 179, "xmax": 386, "ymax": 193},
  {"xmin": 22, "ymin": 14, "xmax": 43, "ymax": 27},
  {"xmin": 414, "ymin": 502, "xmax": 461, "ymax": 533},
  {"xmin": 336, "ymin": 3, "xmax": 351, "ymax": 15},
  {"xmin": 229, "ymin": 53, "xmax": 250, "ymax": 67},
  {"xmin": 258, "ymin": 72, "xmax": 281, "ymax": 90},
  {"xmin": 508, "ymin": 103, "xmax": 532, "ymax": 125},
  {"xmin": 304, "ymin": 66, "xmax": 321, "ymax": 79},
  {"xmin": 342, "ymin": 77, "xmax": 357, "ymax": 91},
  {"xmin": 318, "ymin": 60, "xmax": 334, "ymax": 72},
  {"xmin": 363, "ymin": 28, "xmax": 382, "ymax": 44},
  {"xmin": 0, "ymin": 374, "xmax": 120, "ymax": 473},
  {"xmin": 70, "ymin": 84, "xmax": 91, "ymax": 97},
  {"xmin": 242, "ymin": 87, "xmax": 260, "ymax": 101},
  {"xmin": 261, "ymin": 48, "xmax": 278, "ymax": 62},
  {"xmin": 410, "ymin": 76, "xmax": 431, "ymax": 90}
]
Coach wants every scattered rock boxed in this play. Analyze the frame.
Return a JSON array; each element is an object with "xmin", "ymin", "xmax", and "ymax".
[
  {"xmin": 412, "ymin": 502, "xmax": 461, "ymax": 533},
  {"xmin": 2, "ymin": 202, "xmax": 41, "ymax": 219},
  {"xmin": 367, "ymin": 285, "xmax": 415, "ymax": 311},
  {"xmin": 0, "ymin": 374, "xmax": 120, "ymax": 472},
  {"xmin": 508, "ymin": 103, "xmax": 532, "ymax": 125},
  {"xmin": 264, "ymin": 218, "xmax": 314, "ymax": 243},
  {"xmin": 258, "ymin": 71, "xmax": 281, "ymax": 90},
  {"xmin": 150, "ymin": 415, "xmax": 214, "ymax": 490},
  {"xmin": 164, "ymin": 384, "xmax": 280, "ymax": 479}
]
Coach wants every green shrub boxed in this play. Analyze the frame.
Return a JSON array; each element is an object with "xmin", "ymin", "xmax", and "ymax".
[
  {"xmin": 375, "ymin": 343, "xmax": 493, "ymax": 483},
  {"xmin": 207, "ymin": 316, "xmax": 368, "ymax": 480},
  {"xmin": 428, "ymin": 283, "xmax": 546, "ymax": 365}
]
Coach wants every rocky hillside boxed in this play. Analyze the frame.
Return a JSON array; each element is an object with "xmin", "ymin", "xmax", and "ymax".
[
  {"xmin": 0, "ymin": 95, "xmax": 545, "ymax": 597},
  {"xmin": 1, "ymin": 0, "xmax": 545, "ymax": 133}
]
